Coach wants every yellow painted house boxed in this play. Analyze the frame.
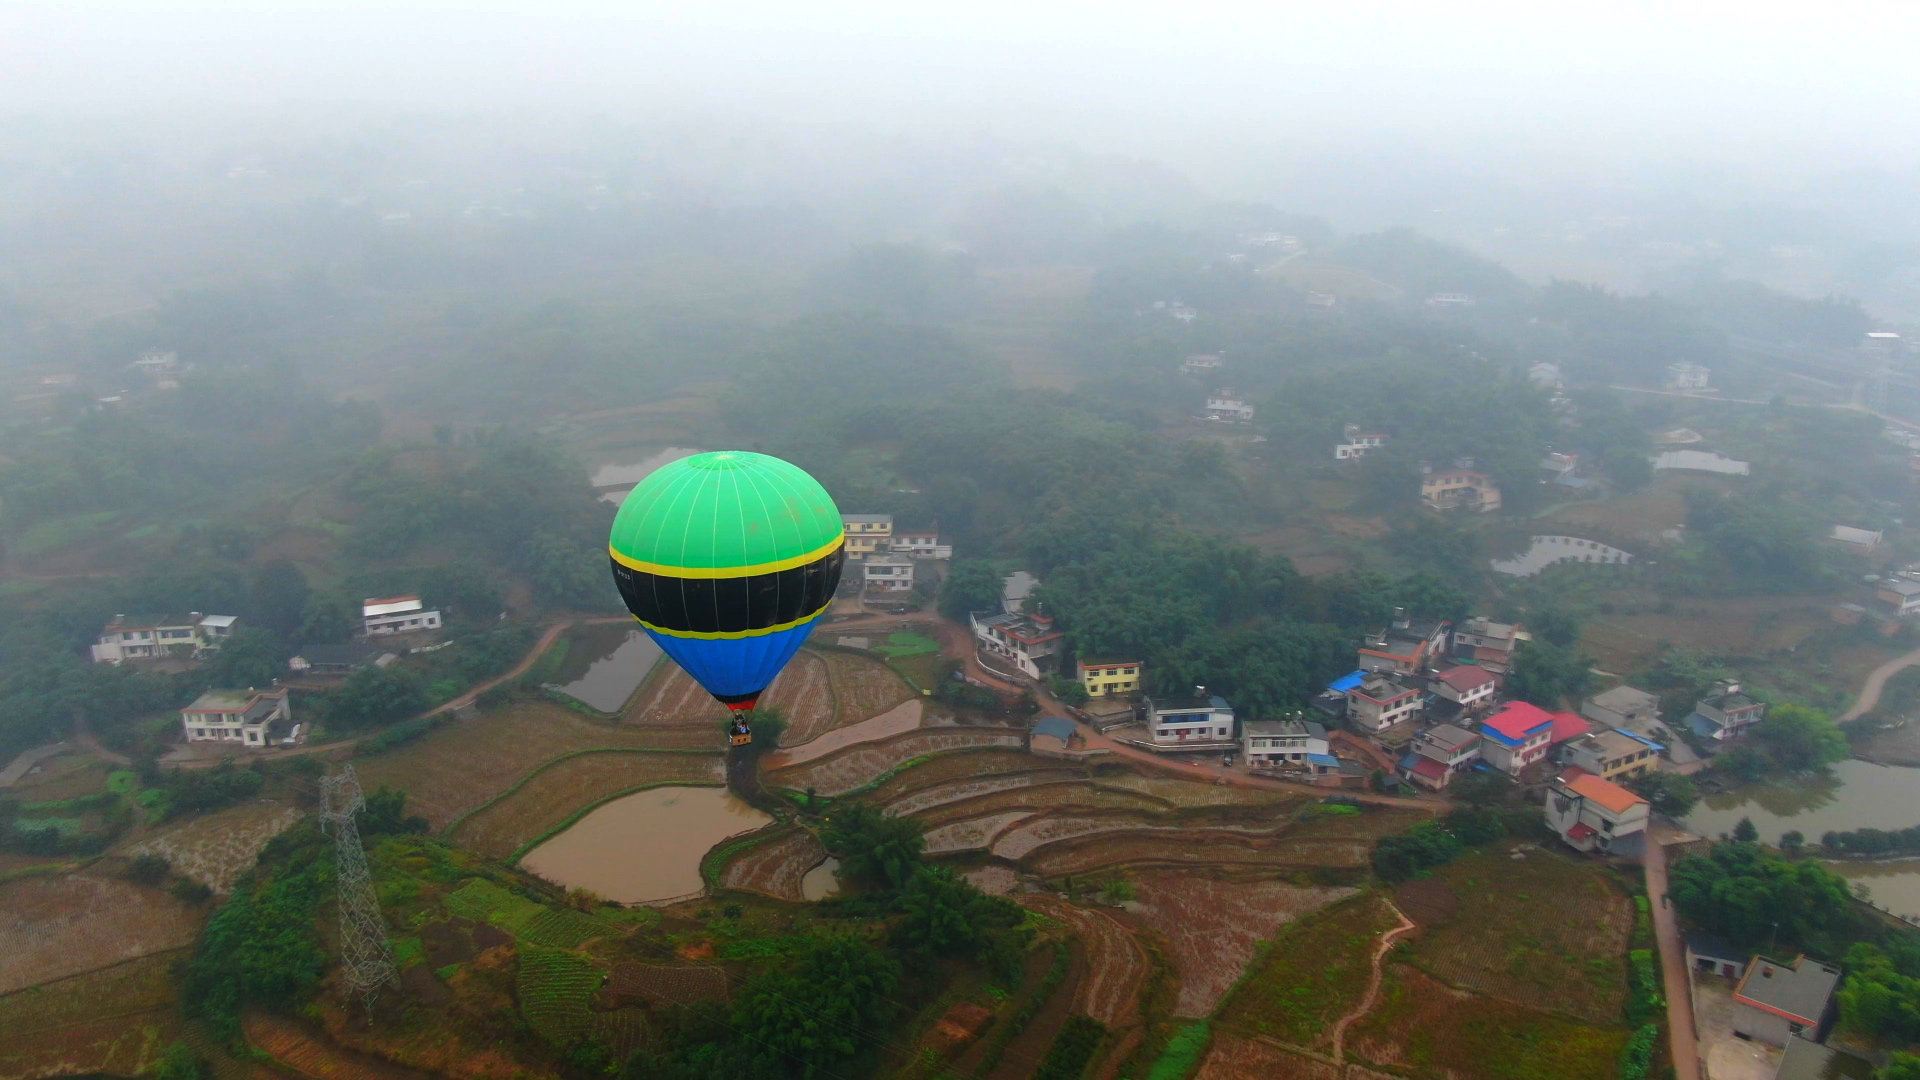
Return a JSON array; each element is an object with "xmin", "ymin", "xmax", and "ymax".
[
  {"xmin": 841, "ymin": 514, "xmax": 893, "ymax": 558},
  {"xmin": 1078, "ymin": 658, "xmax": 1142, "ymax": 698}
]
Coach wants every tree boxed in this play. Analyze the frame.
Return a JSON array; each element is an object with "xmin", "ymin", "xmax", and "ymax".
[
  {"xmin": 1506, "ymin": 639, "xmax": 1593, "ymax": 707},
  {"xmin": 1667, "ymin": 842, "xmax": 1860, "ymax": 955},
  {"xmin": 1732, "ymin": 817, "xmax": 1759, "ymax": 843},
  {"xmin": 297, "ymin": 595, "xmax": 355, "ymax": 645},
  {"xmin": 248, "ymin": 560, "xmax": 311, "ymax": 640},
  {"xmin": 822, "ymin": 803, "xmax": 925, "ymax": 893},
  {"xmin": 939, "ymin": 560, "xmax": 1002, "ymax": 621},
  {"xmin": 1628, "ymin": 771, "xmax": 1699, "ymax": 818},
  {"xmin": 360, "ymin": 786, "xmax": 428, "ymax": 836},
  {"xmin": 323, "ymin": 665, "xmax": 429, "ymax": 732},
  {"xmin": 145, "ymin": 1042, "xmax": 211, "ymax": 1080},
  {"xmin": 203, "ymin": 628, "xmax": 286, "ymax": 688},
  {"xmin": 730, "ymin": 934, "xmax": 900, "ymax": 1080},
  {"xmin": 1450, "ymin": 771, "xmax": 1514, "ymax": 808},
  {"xmin": 1879, "ymin": 1052, "xmax": 1920, "ymax": 1080},
  {"xmin": 1780, "ymin": 830, "xmax": 1805, "ymax": 855},
  {"xmin": 894, "ymin": 865, "xmax": 1021, "ymax": 961},
  {"xmin": 1755, "ymin": 704, "xmax": 1849, "ymax": 769}
]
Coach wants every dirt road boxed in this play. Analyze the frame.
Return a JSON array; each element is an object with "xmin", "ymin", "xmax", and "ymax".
[
  {"xmin": 1644, "ymin": 825, "xmax": 1704, "ymax": 1080},
  {"xmin": 1329, "ymin": 900, "xmax": 1416, "ymax": 1064},
  {"xmin": 1839, "ymin": 642, "xmax": 1920, "ymax": 723}
]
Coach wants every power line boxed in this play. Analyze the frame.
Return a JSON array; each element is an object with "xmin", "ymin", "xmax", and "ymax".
[{"xmin": 321, "ymin": 764, "xmax": 397, "ymax": 1022}]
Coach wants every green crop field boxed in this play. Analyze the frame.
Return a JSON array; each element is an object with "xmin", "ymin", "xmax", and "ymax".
[
  {"xmin": 518, "ymin": 945, "xmax": 605, "ymax": 1045},
  {"xmin": 1217, "ymin": 894, "xmax": 1403, "ymax": 1048}
]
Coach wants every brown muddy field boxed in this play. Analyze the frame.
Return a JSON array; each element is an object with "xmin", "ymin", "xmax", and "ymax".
[
  {"xmin": 0, "ymin": 874, "xmax": 201, "ymax": 993},
  {"xmin": 717, "ymin": 828, "xmax": 828, "ymax": 901},
  {"xmin": 1131, "ymin": 873, "xmax": 1355, "ymax": 1017},
  {"xmin": 448, "ymin": 750, "xmax": 725, "ymax": 859}
]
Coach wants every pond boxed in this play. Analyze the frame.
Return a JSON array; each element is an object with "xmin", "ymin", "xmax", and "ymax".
[
  {"xmin": 1684, "ymin": 758, "xmax": 1920, "ymax": 919},
  {"xmin": 518, "ymin": 786, "xmax": 772, "ymax": 904},
  {"xmin": 546, "ymin": 623, "xmax": 660, "ymax": 713},
  {"xmin": 592, "ymin": 447, "xmax": 704, "ymax": 504},
  {"xmin": 801, "ymin": 857, "xmax": 841, "ymax": 901}
]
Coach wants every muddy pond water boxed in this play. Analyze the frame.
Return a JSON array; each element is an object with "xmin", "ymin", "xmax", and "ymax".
[
  {"xmin": 801, "ymin": 857, "xmax": 841, "ymax": 901},
  {"xmin": 1683, "ymin": 758, "xmax": 1920, "ymax": 919},
  {"xmin": 547, "ymin": 623, "xmax": 660, "ymax": 713},
  {"xmin": 519, "ymin": 786, "xmax": 771, "ymax": 904}
]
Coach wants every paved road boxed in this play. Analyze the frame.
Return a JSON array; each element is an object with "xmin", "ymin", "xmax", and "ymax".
[
  {"xmin": 1645, "ymin": 825, "xmax": 1704, "ymax": 1080},
  {"xmin": 1839, "ymin": 642, "xmax": 1920, "ymax": 723},
  {"xmin": 0, "ymin": 741, "xmax": 73, "ymax": 788}
]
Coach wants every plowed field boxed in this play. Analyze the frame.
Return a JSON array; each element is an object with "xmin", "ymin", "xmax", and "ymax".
[
  {"xmin": 766, "ymin": 729, "xmax": 1024, "ymax": 795},
  {"xmin": 1195, "ymin": 1035, "xmax": 1343, "ymax": 1080},
  {"xmin": 604, "ymin": 962, "xmax": 729, "ymax": 1007},
  {"xmin": 759, "ymin": 651, "xmax": 836, "ymax": 744},
  {"xmin": 963, "ymin": 864, "xmax": 1019, "ymax": 895},
  {"xmin": 763, "ymin": 700, "xmax": 923, "ymax": 768},
  {"xmin": 449, "ymin": 751, "xmax": 725, "ymax": 859},
  {"xmin": 1017, "ymin": 897, "xmax": 1150, "ymax": 1029},
  {"xmin": 883, "ymin": 769, "xmax": 1082, "ymax": 816},
  {"xmin": 924, "ymin": 811, "xmax": 1035, "ymax": 854},
  {"xmin": 0, "ymin": 951, "xmax": 178, "ymax": 1079},
  {"xmin": 0, "ymin": 873, "xmax": 201, "ymax": 993},
  {"xmin": 245, "ymin": 1013, "xmax": 432, "ymax": 1078},
  {"xmin": 1093, "ymin": 773, "xmax": 1306, "ymax": 810},
  {"xmin": 1348, "ymin": 966, "xmax": 1627, "ymax": 1080},
  {"xmin": 1218, "ymin": 895, "xmax": 1405, "ymax": 1049},
  {"xmin": 627, "ymin": 665, "xmax": 729, "ymax": 726},
  {"xmin": 125, "ymin": 799, "xmax": 303, "ymax": 893},
  {"xmin": 354, "ymin": 703, "xmax": 661, "ymax": 828},
  {"xmin": 1026, "ymin": 832, "xmax": 1377, "ymax": 878},
  {"xmin": 867, "ymin": 750, "xmax": 1065, "ymax": 803},
  {"xmin": 718, "ymin": 828, "xmax": 828, "ymax": 901},
  {"xmin": 1130, "ymin": 873, "xmax": 1355, "ymax": 1017},
  {"xmin": 912, "ymin": 783, "xmax": 1170, "ymax": 829},
  {"xmin": 820, "ymin": 649, "xmax": 914, "ymax": 719}
]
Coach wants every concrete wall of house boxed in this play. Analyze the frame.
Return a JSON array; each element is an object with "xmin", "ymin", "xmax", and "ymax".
[{"xmin": 1732, "ymin": 1002, "xmax": 1800, "ymax": 1048}]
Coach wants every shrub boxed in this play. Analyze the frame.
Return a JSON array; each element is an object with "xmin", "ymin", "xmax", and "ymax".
[
  {"xmin": 1147, "ymin": 1022, "xmax": 1211, "ymax": 1080},
  {"xmin": 171, "ymin": 878, "xmax": 214, "ymax": 904},
  {"xmin": 1034, "ymin": 1015, "xmax": 1106, "ymax": 1080},
  {"xmin": 1616, "ymin": 1022, "xmax": 1657, "ymax": 1080},
  {"xmin": 127, "ymin": 853, "xmax": 172, "ymax": 886}
]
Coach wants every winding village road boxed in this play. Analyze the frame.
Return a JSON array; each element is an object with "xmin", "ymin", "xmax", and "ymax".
[
  {"xmin": 1838, "ymin": 641, "xmax": 1920, "ymax": 723},
  {"xmin": 1644, "ymin": 823, "xmax": 1704, "ymax": 1080}
]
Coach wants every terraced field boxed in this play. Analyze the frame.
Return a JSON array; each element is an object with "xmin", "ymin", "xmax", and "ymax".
[
  {"xmin": 881, "ymin": 768, "xmax": 1084, "ymax": 817},
  {"xmin": 1025, "ymin": 830, "xmax": 1373, "ymax": 878},
  {"xmin": 910, "ymin": 781, "xmax": 1169, "ymax": 829},
  {"xmin": 1194, "ymin": 1035, "xmax": 1344, "ymax": 1080},
  {"xmin": 447, "ymin": 750, "xmax": 725, "ymax": 859},
  {"xmin": 125, "ymin": 799, "xmax": 304, "ymax": 893},
  {"xmin": 765, "ymin": 728, "xmax": 1025, "ymax": 795},
  {"xmin": 924, "ymin": 810, "xmax": 1036, "ymax": 854},
  {"xmin": 759, "ymin": 650, "xmax": 836, "ymax": 744},
  {"xmin": 867, "ymin": 750, "xmax": 1065, "ymax": 804},
  {"xmin": 0, "ymin": 873, "xmax": 201, "ymax": 993},
  {"xmin": 1218, "ymin": 894, "xmax": 1407, "ymax": 1049},
  {"xmin": 1132, "ymin": 873, "xmax": 1356, "ymax": 1017},
  {"xmin": 604, "ymin": 962, "xmax": 729, "ymax": 1008},
  {"xmin": 717, "ymin": 828, "xmax": 828, "ymax": 901},
  {"xmin": 819, "ymin": 648, "xmax": 916, "ymax": 719},
  {"xmin": 1349, "ymin": 966, "xmax": 1628, "ymax": 1080},
  {"xmin": 354, "ymin": 702, "xmax": 664, "ymax": 828},
  {"xmin": 0, "ymin": 951, "xmax": 180, "ymax": 1079},
  {"xmin": 245, "ymin": 1013, "xmax": 431, "ymax": 1079}
]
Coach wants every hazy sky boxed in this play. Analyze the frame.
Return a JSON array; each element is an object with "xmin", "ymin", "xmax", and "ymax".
[{"xmin": 6, "ymin": 1, "xmax": 1920, "ymax": 181}]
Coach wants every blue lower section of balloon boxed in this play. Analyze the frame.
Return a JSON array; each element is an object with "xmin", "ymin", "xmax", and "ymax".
[{"xmin": 642, "ymin": 615, "xmax": 824, "ymax": 702}]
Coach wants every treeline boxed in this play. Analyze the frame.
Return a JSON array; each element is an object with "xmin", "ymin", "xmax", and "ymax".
[{"xmin": 1821, "ymin": 825, "xmax": 1920, "ymax": 858}]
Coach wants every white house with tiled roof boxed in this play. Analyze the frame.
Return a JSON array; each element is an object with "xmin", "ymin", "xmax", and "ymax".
[{"xmin": 362, "ymin": 596, "xmax": 442, "ymax": 636}]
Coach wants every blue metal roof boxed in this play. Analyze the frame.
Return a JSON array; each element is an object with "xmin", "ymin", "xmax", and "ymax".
[
  {"xmin": 1031, "ymin": 716, "xmax": 1076, "ymax": 741},
  {"xmin": 1308, "ymin": 753, "xmax": 1341, "ymax": 767},
  {"xmin": 1616, "ymin": 728, "xmax": 1667, "ymax": 753},
  {"xmin": 1328, "ymin": 670, "xmax": 1368, "ymax": 693}
]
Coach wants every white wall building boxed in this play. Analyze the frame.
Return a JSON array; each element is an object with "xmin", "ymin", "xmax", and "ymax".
[
  {"xmin": 1243, "ymin": 718, "xmax": 1331, "ymax": 769},
  {"xmin": 862, "ymin": 554, "xmax": 916, "ymax": 592},
  {"xmin": 181, "ymin": 687, "xmax": 293, "ymax": 748},
  {"xmin": 1147, "ymin": 690, "xmax": 1235, "ymax": 749},
  {"xmin": 362, "ymin": 596, "xmax": 443, "ymax": 636},
  {"xmin": 1204, "ymin": 392, "xmax": 1256, "ymax": 424},
  {"xmin": 1335, "ymin": 423, "xmax": 1387, "ymax": 461},
  {"xmin": 1546, "ymin": 769, "xmax": 1650, "ymax": 854},
  {"xmin": 91, "ymin": 613, "xmax": 238, "ymax": 663},
  {"xmin": 1666, "ymin": 362, "xmax": 1711, "ymax": 390}
]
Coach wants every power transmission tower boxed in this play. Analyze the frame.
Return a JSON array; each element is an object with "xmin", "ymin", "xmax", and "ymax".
[{"xmin": 319, "ymin": 765, "xmax": 395, "ymax": 1021}]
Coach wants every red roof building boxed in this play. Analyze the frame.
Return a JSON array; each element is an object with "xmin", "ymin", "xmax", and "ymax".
[
  {"xmin": 1479, "ymin": 701, "xmax": 1557, "ymax": 775},
  {"xmin": 1432, "ymin": 664, "xmax": 1498, "ymax": 710},
  {"xmin": 1549, "ymin": 710, "xmax": 1592, "ymax": 746}
]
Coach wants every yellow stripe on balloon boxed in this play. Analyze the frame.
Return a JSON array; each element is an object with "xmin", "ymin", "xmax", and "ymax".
[
  {"xmin": 631, "ymin": 601, "xmax": 833, "ymax": 641},
  {"xmin": 608, "ymin": 534, "xmax": 844, "ymax": 579}
]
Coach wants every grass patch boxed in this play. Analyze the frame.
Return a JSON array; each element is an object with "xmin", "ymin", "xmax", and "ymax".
[
  {"xmin": 873, "ymin": 631, "xmax": 939, "ymax": 658},
  {"xmin": 1351, "ymin": 966, "xmax": 1627, "ymax": 1080},
  {"xmin": 13, "ymin": 510, "xmax": 121, "ymax": 559},
  {"xmin": 1145, "ymin": 1021, "xmax": 1211, "ymax": 1080},
  {"xmin": 1217, "ymin": 894, "xmax": 1400, "ymax": 1048}
]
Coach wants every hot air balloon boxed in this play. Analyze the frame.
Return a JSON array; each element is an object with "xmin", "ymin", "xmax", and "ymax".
[{"xmin": 608, "ymin": 451, "xmax": 845, "ymax": 745}]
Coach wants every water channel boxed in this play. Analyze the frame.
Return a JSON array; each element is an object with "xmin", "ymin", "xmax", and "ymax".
[
  {"xmin": 592, "ymin": 446, "xmax": 704, "ymax": 504},
  {"xmin": 1683, "ymin": 758, "xmax": 1920, "ymax": 919},
  {"xmin": 519, "ymin": 786, "xmax": 772, "ymax": 904},
  {"xmin": 546, "ymin": 623, "xmax": 660, "ymax": 713}
]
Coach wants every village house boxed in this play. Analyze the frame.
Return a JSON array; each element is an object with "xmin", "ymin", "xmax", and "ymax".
[
  {"xmin": 1559, "ymin": 729, "xmax": 1659, "ymax": 783},
  {"xmin": 1347, "ymin": 673, "xmax": 1424, "ymax": 732},
  {"xmin": 288, "ymin": 642, "xmax": 397, "ymax": 675},
  {"xmin": 1430, "ymin": 665, "xmax": 1497, "ymax": 712},
  {"xmin": 970, "ymin": 611, "xmax": 1064, "ymax": 680},
  {"xmin": 1000, "ymin": 571, "xmax": 1039, "ymax": 615},
  {"xmin": 1243, "ymin": 718, "xmax": 1336, "ymax": 772},
  {"xmin": 1421, "ymin": 467, "xmax": 1502, "ymax": 513},
  {"xmin": 1180, "ymin": 353, "xmax": 1223, "ymax": 377},
  {"xmin": 1545, "ymin": 768, "xmax": 1649, "ymax": 853},
  {"xmin": 1145, "ymin": 689, "xmax": 1235, "ymax": 750},
  {"xmin": 1451, "ymin": 616, "xmax": 1528, "ymax": 672},
  {"xmin": 1688, "ymin": 679, "xmax": 1767, "ymax": 744},
  {"xmin": 1666, "ymin": 362, "xmax": 1711, "ymax": 390},
  {"xmin": 1078, "ymin": 658, "xmax": 1142, "ymax": 698},
  {"xmin": 1479, "ymin": 701, "xmax": 1558, "ymax": 775},
  {"xmin": 1334, "ymin": 423, "xmax": 1387, "ymax": 461},
  {"xmin": 1686, "ymin": 931, "xmax": 1751, "ymax": 979},
  {"xmin": 362, "ymin": 596, "xmax": 442, "ymax": 637},
  {"xmin": 1028, "ymin": 715, "xmax": 1078, "ymax": 758},
  {"xmin": 888, "ymin": 531, "xmax": 952, "ymax": 559},
  {"xmin": 1731, "ymin": 954, "xmax": 1841, "ymax": 1048},
  {"xmin": 841, "ymin": 514, "xmax": 894, "ymax": 558},
  {"xmin": 1775, "ymin": 1039, "xmax": 1874, "ymax": 1080},
  {"xmin": 90, "ymin": 613, "xmax": 238, "ymax": 664},
  {"xmin": 1358, "ymin": 610, "xmax": 1451, "ymax": 676},
  {"xmin": 861, "ymin": 554, "xmax": 916, "ymax": 592},
  {"xmin": 181, "ymin": 686, "xmax": 295, "ymax": 748},
  {"xmin": 1829, "ymin": 525, "xmax": 1883, "ymax": 555},
  {"xmin": 1582, "ymin": 685, "xmax": 1662, "ymax": 732},
  {"xmin": 1871, "ymin": 578, "xmax": 1920, "ymax": 620},
  {"xmin": 1398, "ymin": 723, "xmax": 1482, "ymax": 791},
  {"xmin": 1527, "ymin": 361, "xmax": 1564, "ymax": 390},
  {"xmin": 1203, "ymin": 390, "xmax": 1256, "ymax": 424}
]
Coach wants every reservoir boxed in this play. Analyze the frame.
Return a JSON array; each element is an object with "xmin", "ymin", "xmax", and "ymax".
[
  {"xmin": 593, "ymin": 447, "xmax": 703, "ymax": 503},
  {"xmin": 547, "ymin": 623, "xmax": 660, "ymax": 713},
  {"xmin": 519, "ymin": 786, "xmax": 772, "ymax": 904}
]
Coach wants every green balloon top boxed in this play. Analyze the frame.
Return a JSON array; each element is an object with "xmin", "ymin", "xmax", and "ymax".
[{"xmin": 608, "ymin": 451, "xmax": 843, "ymax": 575}]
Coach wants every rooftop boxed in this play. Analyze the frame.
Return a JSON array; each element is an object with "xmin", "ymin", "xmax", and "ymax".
[
  {"xmin": 1734, "ymin": 955, "xmax": 1841, "ymax": 1026},
  {"xmin": 1570, "ymin": 729, "xmax": 1649, "ymax": 761},
  {"xmin": 1079, "ymin": 657, "xmax": 1141, "ymax": 670},
  {"xmin": 865, "ymin": 554, "xmax": 915, "ymax": 567},
  {"xmin": 841, "ymin": 513, "xmax": 893, "ymax": 524},
  {"xmin": 1353, "ymin": 675, "xmax": 1418, "ymax": 701},
  {"xmin": 1686, "ymin": 930, "xmax": 1752, "ymax": 965},
  {"xmin": 1244, "ymin": 719, "xmax": 1327, "ymax": 739},
  {"xmin": 1481, "ymin": 701, "xmax": 1556, "ymax": 744},
  {"xmin": 1434, "ymin": 665, "xmax": 1495, "ymax": 692},
  {"xmin": 1002, "ymin": 571, "xmax": 1038, "ymax": 603},
  {"xmin": 1549, "ymin": 710, "xmax": 1591, "ymax": 745},
  {"xmin": 1557, "ymin": 770, "xmax": 1646, "ymax": 816},
  {"xmin": 362, "ymin": 596, "xmax": 424, "ymax": 618},
  {"xmin": 184, "ymin": 687, "xmax": 286, "ymax": 713},
  {"xmin": 1587, "ymin": 685, "xmax": 1660, "ymax": 714},
  {"xmin": 198, "ymin": 614, "xmax": 238, "ymax": 628},
  {"xmin": 1152, "ymin": 693, "xmax": 1232, "ymax": 715},
  {"xmin": 1830, "ymin": 525, "xmax": 1883, "ymax": 546},
  {"xmin": 1419, "ymin": 723, "xmax": 1480, "ymax": 754},
  {"xmin": 104, "ymin": 613, "xmax": 200, "ymax": 630},
  {"xmin": 1327, "ymin": 670, "xmax": 1368, "ymax": 693},
  {"xmin": 1775, "ymin": 1037, "xmax": 1873, "ymax": 1080}
]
